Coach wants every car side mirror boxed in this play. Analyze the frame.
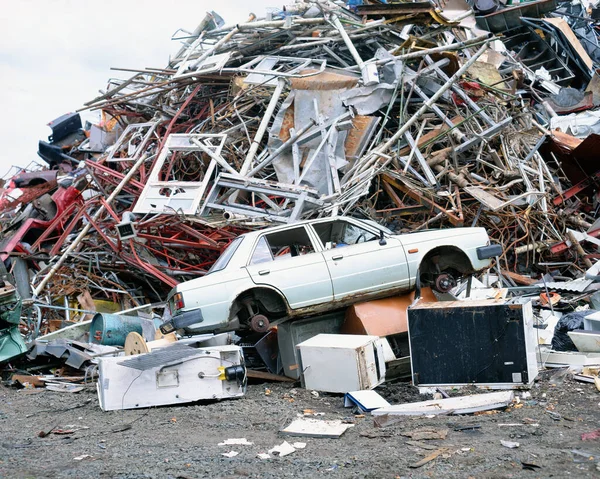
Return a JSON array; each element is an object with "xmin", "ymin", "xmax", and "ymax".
[{"xmin": 379, "ymin": 230, "xmax": 387, "ymax": 246}]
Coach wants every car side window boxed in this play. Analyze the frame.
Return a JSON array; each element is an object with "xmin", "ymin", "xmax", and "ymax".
[
  {"xmin": 342, "ymin": 223, "xmax": 377, "ymax": 244},
  {"xmin": 250, "ymin": 236, "xmax": 273, "ymax": 265},
  {"xmin": 249, "ymin": 226, "xmax": 316, "ymax": 265},
  {"xmin": 313, "ymin": 220, "xmax": 377, "ymax": 248},
  {"xmin": 208, "ymin": 236, "xmax": 243, "ymax": 273}
]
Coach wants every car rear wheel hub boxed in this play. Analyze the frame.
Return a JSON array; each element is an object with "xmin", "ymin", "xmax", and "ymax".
[
  {"xmin": 434, "ymin": 273, "xmax": 456, "ymax": 293},
  {"xmin": 250, "ymin": 314, "xmax": 270, "ymax": 333}
]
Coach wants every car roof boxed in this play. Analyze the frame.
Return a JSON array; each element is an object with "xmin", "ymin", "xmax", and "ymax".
[{"xmin": 238, "ymin": 216, "xmax": 379, "ymax": 240}]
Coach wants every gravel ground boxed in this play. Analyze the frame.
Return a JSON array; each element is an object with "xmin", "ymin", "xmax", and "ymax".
[{"xmin": 1, "ymin": 371, "xmax": 600, "ymax": 479}]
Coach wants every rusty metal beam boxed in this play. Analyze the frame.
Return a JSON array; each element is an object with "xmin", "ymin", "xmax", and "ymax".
[{"xmin": 382, "ymin": 175, "xmax": 464, "ymax": 226}]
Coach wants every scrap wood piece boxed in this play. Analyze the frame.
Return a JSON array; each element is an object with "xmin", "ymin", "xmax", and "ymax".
[
  {"xmin": 501, "ymin": 271, "xmax": 538, "ymax": 286},
  {"xmin": 405, "ymin": 440, "xmax": 440, "ymax": 450},
  {"xmin": 246, "ymin": 369, "xmax": 295, "ymax": 382},
  {"xmin": 543, "ymin": 18, "xmax": 594, "ymax": 71},
  {"xmin": 11, "ymin": 375, "xmax": 44, "ymax": 388},
  {"xmin": 402, "ymin": 427, "xmax": 449, "ymax": 440},
  {"xmin": 582, "ymin": 366, "xmax": 600, "ymax": 376},
  {"xmin": 409, "ymin": 447, "xmax": 448, "ymax": 468},
  {"xmin": 360, "ymin": 430, "xmax": 393, "ymax": 439}
]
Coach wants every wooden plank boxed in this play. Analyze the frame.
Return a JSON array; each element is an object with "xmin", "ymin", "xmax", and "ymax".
[
  {"xmin": 11, "ymin": 375, "xmax": 44, "ymax": 388},
  {"xmin": 544, "ymin": 18, "xmax": 594, "ymax": 70},
  {"xmin": 409, "ymin": 448, "xmax": 448, "ymax": 468},
  {"xmin": 501, "ymin": 270, "xmax": 537, "ymax": 286},
  {"xmin": 246, "ymin": 369, "xmax": 296, "ymax": 382}
]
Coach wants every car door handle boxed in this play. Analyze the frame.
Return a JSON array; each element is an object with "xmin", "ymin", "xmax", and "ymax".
[
  {"xmin": 332, "ymin": 254, "xmax": 344, "ymax": 261},
  {"xmin": 258, "ymin": 270, "xmax": 270, "ymax": 275}
]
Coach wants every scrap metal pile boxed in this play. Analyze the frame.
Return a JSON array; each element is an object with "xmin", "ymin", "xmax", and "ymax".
[{"xmin": 2, "ymin": 0, "xmax": 600, "ymax": 343}]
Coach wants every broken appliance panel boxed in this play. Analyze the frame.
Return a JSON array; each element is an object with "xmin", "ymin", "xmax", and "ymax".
[
  {"xmin": 408, "ymin": 300, "xmax": 539, "ymax": 389},
  {"xmin": 132, "ymin": 134, "xmax": 225, "ymax": 215}
]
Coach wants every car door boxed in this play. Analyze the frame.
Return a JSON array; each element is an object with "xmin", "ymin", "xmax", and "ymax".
[
  {"xmin": 311, "ymin": 218, "xmax": 409, "ymax": 301},
  {"xmin": 244, "ymin": 225, "xmax": 333, "ymax": 309}
]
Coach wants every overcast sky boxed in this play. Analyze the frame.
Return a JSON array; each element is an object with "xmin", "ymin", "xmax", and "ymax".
[{"xmin": 0, "ymin": 0, "xmax": 279, "ymax": 179}]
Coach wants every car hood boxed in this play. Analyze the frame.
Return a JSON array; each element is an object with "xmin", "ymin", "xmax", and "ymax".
[{"xmin": 393, "ymin": 227, "xmax": 487, "ymax": 246}]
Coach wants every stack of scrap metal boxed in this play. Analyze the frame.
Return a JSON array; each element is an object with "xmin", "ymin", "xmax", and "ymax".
[{"xmin": 2, "ymin": 0, "xmax": 600, "ymax": 351}]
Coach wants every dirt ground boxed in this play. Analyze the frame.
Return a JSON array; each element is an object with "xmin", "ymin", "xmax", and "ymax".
[{"xmin": 1, "ymin": 371, "xmax": 600, "ymax": 479}]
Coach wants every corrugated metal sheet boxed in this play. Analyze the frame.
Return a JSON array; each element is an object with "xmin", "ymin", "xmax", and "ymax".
[{"xmin": 543, "ymin": 278, "xmax": 593, "ymax": 292}]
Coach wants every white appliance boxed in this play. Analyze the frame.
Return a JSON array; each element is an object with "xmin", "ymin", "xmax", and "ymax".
[
  {"xmin": 296, "ymin": 334, "xmax": 386, "ymax": 393},
  {"xmin": 408, "ymin": 299, "xmax": 539, "ymax": 389},
  {"xmin": 97, "ymin": 344, "xmax": 245, "ymax": 411}
]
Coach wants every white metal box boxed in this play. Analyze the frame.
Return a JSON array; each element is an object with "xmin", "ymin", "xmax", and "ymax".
[
  {"xmin": 583, "ymin": 311, "xmax": 600, "ymax": 331},
  {"xmin": 296, "ymin": 334, "xmax": 386, "ymax": 393},
  {"xmin": 278, "ymin": 311, "xmax": 346, "ymax": 379},
  {"xmin": 97, "ymin": 344, "xmax": 245, "ymax": 411}
]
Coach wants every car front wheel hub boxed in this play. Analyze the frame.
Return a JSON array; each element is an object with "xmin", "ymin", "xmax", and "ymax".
[{"xmin": 434, "ymin": 273, "xmax": 456, "ymax": 293}]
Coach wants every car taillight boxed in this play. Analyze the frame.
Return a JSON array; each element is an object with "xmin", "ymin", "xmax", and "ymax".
[{"xmin": 173, "ymin": 292, "xmax": 185, "ymax": 311}]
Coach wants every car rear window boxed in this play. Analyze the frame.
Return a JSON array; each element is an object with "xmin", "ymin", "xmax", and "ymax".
[{"xmin": 208, "ymin": 236, "xmax": 243, "ymax": 274}]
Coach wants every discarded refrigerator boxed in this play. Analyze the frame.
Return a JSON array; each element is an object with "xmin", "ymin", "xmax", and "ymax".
[
  {"xmin": 97, "ymin": 344, "xmax": 246, "ymax": 411},
  {"xmin": 407, "ymin": 299, "xmax": 538, "ymax": 389},
  {"xmin": 296, "ymin": 334, "xmax": 386, "ymax": 393}
]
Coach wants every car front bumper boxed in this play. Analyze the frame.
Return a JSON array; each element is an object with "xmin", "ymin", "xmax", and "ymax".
[{"xmin": 476, "ymin": 244, "xmax": 503, "ymax": 260}]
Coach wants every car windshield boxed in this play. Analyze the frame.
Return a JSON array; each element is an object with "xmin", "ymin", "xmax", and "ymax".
[
  {"xmin": 358, "ymin": 219, "xmax": 393, "ymax": 235},
  {"xmin": 208, "ymin": 236, "xmax": 243, "ymax": 274}
]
